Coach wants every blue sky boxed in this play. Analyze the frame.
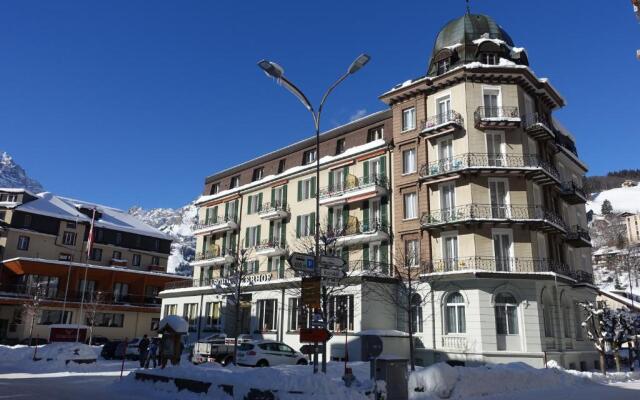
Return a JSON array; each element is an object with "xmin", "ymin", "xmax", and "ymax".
[{"xmin": 0, "ymin": 1, "xmax": 637, "ymax": 210}]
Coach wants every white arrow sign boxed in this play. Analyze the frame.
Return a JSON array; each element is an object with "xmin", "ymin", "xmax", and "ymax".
[
  {"xmin": 319, "ymin": 255, "xmax": 346, "ymax": 270},
  {"xmin": 320, "ymin": 268, "xmax": 346, "ymax": 279},
  {"xmin": 288, "ymin": 252, "xmax": 316, "ymax": 272}
]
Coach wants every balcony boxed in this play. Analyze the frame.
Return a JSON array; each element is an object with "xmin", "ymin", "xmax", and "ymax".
[
  {"xmin": 559, "ymin": 181, "xmax": 587, "ymax": 204},
  {"xmin": 564, "ymin": 225, "xmax": 592, "ymax": 248},
  {"xmin": 254, "ymin": 239, "xmax": 287, "ymax": 257},
  {"xmin": 329, "ymin": 217, "xmax": 390, "ymax": 247},
  {"xmin": 191, "ymin": 245, "xmax": 234, "ymax": 268},
  {"xmin": 420, "ymin": 110, "xmax": 464, "ymax": 138},
  {"xmin": 441, "ymin": 336, "xmax": 468, "ymax": 351},
  {"xmin": 420, "ymin": 204, "xmax": 568, "ymax": 233},
  {"xmin": 474, "ymin": 106, "xmax": 521, "ymax": 129},
  {"xmin": 419, "ymin": 153, "xmax": 561, "ymax": 185},
  {"xmin": 319, "ymin": 174, "xmax": 388, "ymax": 206},
  {"xmin": 192, "ymin": 215, "xmax": 238, "ymax": 236},
  {"xmin": 421, "ymin": 256, "xmax": 570, "ymax": 275},
  {"xmin": 522, "ymin": 113, "xmax": 555, "ymax": 141},
  {"xmin": 258, "ymin": 201, "xmax": 290, "ymax": 221},
  {"xmin": 0, "ymin": 284, "xmax": 161, "ymax": 307}
]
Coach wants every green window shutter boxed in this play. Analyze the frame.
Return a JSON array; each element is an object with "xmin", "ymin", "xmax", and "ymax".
[
  {"xmin": 342, "ymin": 205, "xmax": 349, "ymax": 230},
  {"xmin": 242, "ymin": 261, "xmax": 248, "ymax": 273},
  {"xmin": 247, "ymin": 196, "xmax": 253, "ymax": 215},
  {"xmin": 258, "ymin": 193, "xmax": 263, "ymax": 211},
  {"xmin": 362, "ymin": 200, "xmax": 370, "ymax": 230},
  {"xmin": 297, "ymin": 181, "xmax": 302, "ymax": 201},
  {"xmin": 230, "ymin": 233, "xmax": 236, "ymax": 250},
  {"xmin": 212, "ymin": 206, "xmax": 218, "ymax": 223},
  {"xmin": 296, "ymin": 216, "xmax": 301, "ymax": 238},
  {"xmin": 257, "ymin": 225, "xmax": 261, "ymax": 243},
  {"xmin": 224, "ymin": 202, "xmax": 229, "ymax": 219},
  {"xmin": 245, "ymin": 228, "xmax": 249, "ymax": 248},
  {"xmin": 363, "ymin": 161, "xmax": 370, "ymax": 184},
  {"xmin": 342, "ymin": 246, "xmax": 349, "ymax": 270},
  {"xmin": 343, "ymin": 166, "xmax": 349, "ymax": 181},
  {"xmin": 380, "ymin": 156, "xmax": 387, "ymax": 178},
  {"xmin": 328, "ymin": 208, "xmax": 334, "ymax": 230},
  {"xmin": 269, "ymin": 221, "xmax": 274, "ymax": 242},
  {"xmin": 381, "ymin": 242, "xmax": 389, "ymax": 274},
  {"xmin": 283, "ymin": 185, "xmax": 288, "ymax": 206},
  {"xmin": 310, "ymin": 212, "xmax": 316, "ymax": 235},
  {"xmin": 205, "ymin": 208, "xmax": 210, "ymax": 223},
  {"xmin": 310, "ymin": 177, "xmax": 316, "ymax": 198},
  {"xmin": 381, "ymin": 196, "xmax": 389, "ymax": 229},
  {"xmin": 202, "ymin": 236, "xmax": 208, "ymax": 253},
  {"xmin": 222, "ymin": 234, "xmax": 227, "ymax": 254},
  {"xmin": 267, "ymin": 258, "xmax": 272, "ymax": 272},
  {"xmin": 328, "ymin": 170, "xmax": 334, "ymax": 190},
  {"xmin": 363, "ymin": 244, "xmax": 369, "ymax": 270},
  {"xmin": 281, "ymin": 222, "xmax": 286, "ymax": 244},
  {"xmin": 279, "ymin": 257, "xmax": 285, "ymax": 279},
  {"xmin": 271, "ymin": 188, "xmax": 276, "ymax": 205}
]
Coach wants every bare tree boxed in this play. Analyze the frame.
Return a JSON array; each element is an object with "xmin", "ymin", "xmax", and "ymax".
[
  {"xmin": 85, "ymin": 291, "xmax": 104, "ymax": 345},
  {"xmin": 22, "ymin": 283, "xmax": 46, "ymax": 347},
  {"xmin": 580, "ymin": 302, "xmax": 608, "ymax": 374}
]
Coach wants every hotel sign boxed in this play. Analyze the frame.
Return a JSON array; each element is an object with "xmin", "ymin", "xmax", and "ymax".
[{"xmin": 210, "ymin": 273, "xmax": 273, "ymax": 287}]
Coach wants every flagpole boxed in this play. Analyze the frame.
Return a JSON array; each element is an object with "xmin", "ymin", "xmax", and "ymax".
[{"xmin": 76, "ymin": 209, "xmax": 95, "ymax": 343}]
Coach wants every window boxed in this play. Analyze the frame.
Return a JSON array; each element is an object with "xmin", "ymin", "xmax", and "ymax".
[
  {"xmin": 91, "ymin": 312, "xmax": 124, "ymax": 328},
  {"xmin": 437, "ymin": 58, "xmax": 450, "ymax": 75},
  {"xmin": 402, "ymin": 148, "xmax": 417, "ymax": 174},
  {"xmin": 151, "ymin": 256, "xmax": 160, "ymax": 266},
  {"xmin": 183, "ymin": 303, "xmax": 198, "ymax": 331},
  {"xmin": 247, "ymin": 193, "xmax": 262, "ymax": 214},
  {"xmin": 21, "ymin": 275, "xmax": 59, "ymax": 298},
  {"xmin": 38, "ymin": 310, "xmax": 73, "ymax": 325},
  {"xmin": 204, "ymin": 302, "xmax": 221, "ymax": 329},
  {"xmin": 78, "ymin": 279, "xmax": 96, "ymax": 295},
  {"xmin": 277, "ymin": 159, "xmax": 286, "ymax": 174},
  {"xmin": 96, "ymin": 229, "xmax": 104, "ymax": 242},
  {"xmin": 411, "ymin": 294, "xmax": 423, "ymax": 333},
  {"xmin": 60, "ymin": 231, "xmax": 76, "ymax": 246},
  {"xmin": 328, "ymin": 295, "xmax": 354, "ymax": 331},
  {"xmin": 574, "ymin": 303, "xmax": 584, "ymax": 340},
  {"xmin": 17, "ymin": 235, "xmax": 30, "ymax": 251},
  {"xmin": 492, "ymin": 230, "xmax": 513, "ymax": 271},
  {"xmin": 303, "ymin": 149, "xmax": 317, "ymax": 165},
  {"xmin": 132, "ymin": 254, "xmax": 141, "ymax": 267},
  {"xmin": 257, "ymin": 299, "xmax": 278, "ymax": 331},
  {"xmin": 442, "ymin": 234, "xmax": 458, "ymax": 270},
  {"xmin": 210, "ymin": 183, "xmax": 220, "ymax": 195},
  {"xmin": 113, "ymin": 283, "xmax": 129, "ymax": 302},
  {"xmin": 246, "ymin": 226, "xmax": 260, "ymax": 248},
  {"xmin": 0, "ymin": 211, "xmax": 5, "ymax": 221},
  {"xmin": 483, "ymin": 87, "xmax": 501, "ymax": 117},
  {"xmin": 89, "ymin": 247, "xmax": 102, "ymax": 261},
  {"xmin": 112, "ymin": 251, "xmax": 122, "ymax": 260},
  {"xmin": 440, "ymin": 183, "xmax": 455, "ymax": 221},
  {"xmin": 66, "ymin": 221, "xmax": 77, "ymax": 229},
  {"xmin": 331, "ymin": 169, "xmax": 345, "ymax": 192},
  {"xmin": 297, "ymin": 213, "xmax": 315, "ymax": 237},
  {"xmin": 335, "ymin": 138, "xmax": 346, "ymax": 155},
  {"xmin": 23, "ymin": 214, "xmax": 32, "ymax": 228},
  {"xmin": 288, "ymin": 298, "xmax": 310, "ymax": 331},
  {"xmin": 230, "ymin": 176, "xmax": 240, "ymax": 189},
  {"xmin": 299, "ymin": 177, "xmax": 315, "ymax": 200},
  {"xmin": 402, "ymin": 107, "xmax": 416, "ymax": 131},
  {"xmin": 495, "ymin": 293, "xmax": 518, "ymax": 334},
  {"xmin": 542, "ymin": 302, "xmax": 554, "ymax": 337},
  {"xmin": 367, "ymin": 126, "xmax": 384, "ymax": 142},
  {"xmin": 405, "ymin": 239, "xmax": 420, "ymax": 267},
  {"xmin": 437, "ymin": 95, "xmax": 452, "ymax": 124},
  {"xmin": 486, "ymin": 132, "xmax": 505, "ymax": 166},
  {"xmin": 489, "ymin": 179, "xmax": 509, "ymax": 219},
  {"xmin": 164, "ymin": 304, "xmax": 177, "ymax": 316},
  {"xmin": 115, "ymin": 232, "xmax": 122, "ymax": 245},
  {"xmin": 445, "ymin": 292, "xmax": 466, "ymax": 334},
  {"xmin": 403, "ymin": 192, "xmax": 417, "ymax": 220},
  {"xmin": 480, "ymin": 53, "xmax": 498, "ymax": 65},
  {"xmin": 244, "ymin": 260, "xmax": 259, "ymax": 274},
  {"xmin": 563, "ymin": 303, "xmax": 572, "ymax": 338},
  {"xmin": 59, "ymin": 253, "xmax": 72, "ymax": 261},
  {"xmin": 252, "ymin": 167, "xmax": 264, "ymax": 182},
  {"xmin": 145, "ymin": 285, "xmax": 160, "ymax": 298}
]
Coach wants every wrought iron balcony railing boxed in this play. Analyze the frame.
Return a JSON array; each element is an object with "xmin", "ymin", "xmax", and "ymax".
[
  {"xmin": 194, "ymin": 246, "xmax": 231, "ymax": 262},
  {"xmin": 474, "ymin": 106, "xmax": 520, "ymax": 121},
  {"xmin": 319, "ymin": 173, "xmax": 388, "ymax": 199},
  {"xmin": 420, "ymin": 110, "xmax": 464, "ymax": 133},
  {"xmin": 565, "ymin": 225, "xmax": 591, "ymax": 247},
  {"xmin": 254, "ymin": 239, "xmax": 287, "ymax": 251},
  {"xmin": 521, "ymin": 112, "xmax": 554, "ymax": 135},
  {"xmin": 193, "ymin": 214, "xmax": 238, "ymax": 231},
  {"xmin": 420, "ymin": 204, "xmax": 568, "ymax": 231},
  {"xmin": 0, "ymin": 284, "xmax": 162, "ymax": 306},
  {"xmin": 560, "ymin": 181, "xmax": 587, "ymax": 204},
  {"xmin": 419, "ymin": 153, "xmax": 560, "ymax": 182},
  {"xmin": 421, "ymin": 256, "xmax": 570, "ymax": 275},
  {"xmin": 257, "ymin": 201, "xmax": 290, "ymax": 215},
  {"xmin": 327, "ymin": 217, "xmax": 390, "ymax": 238}
]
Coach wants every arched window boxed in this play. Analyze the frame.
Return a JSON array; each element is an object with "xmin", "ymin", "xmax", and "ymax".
[
  {"xmin": 411, "ymin": 294, "xmax": 423, "ymax": 333},
  {"xmin": 494, "ymin": 293, "xmax": 518, "ymax": 334},
  {"xmin": 542, "ymin": 300, "xmax": 554, "ymax": 337},
  {"xmin": 445, "ymin": 292, "xmax": 466, "ymax": 334}
]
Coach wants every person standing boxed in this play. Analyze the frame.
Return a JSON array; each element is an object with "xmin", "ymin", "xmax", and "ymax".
[
  {"xmin": 145, "ymin": 338, "xmax": 158, "ymax": 369},
  {"xmin": 138, "ymin": 334, "xmax": 150, "ymax": 368}
]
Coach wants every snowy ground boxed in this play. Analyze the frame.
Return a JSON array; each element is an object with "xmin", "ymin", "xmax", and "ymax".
[{"xmin": 2, "ymin": 344, "xmax": 640, "ymax": 399}]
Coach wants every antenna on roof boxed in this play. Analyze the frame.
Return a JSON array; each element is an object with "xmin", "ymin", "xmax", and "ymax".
[{"xmin": 466, "ymin": 0, "xmax": 471, "ymax": 14}]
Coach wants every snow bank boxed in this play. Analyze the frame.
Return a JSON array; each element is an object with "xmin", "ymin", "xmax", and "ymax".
[
  {"xmin": 158, "ymin": 315, "xmax": 189, "ymax": 333},
  {"xmin": 587, "ymin": 185, "xmax": 640, "ymax": 214},
  {"xmin": 0, "ymin": 342, "xmax": 98, "ymax": 363},
  {"xmin": 409, "ymin": 362, "xmax": 458, "ymax": 399}
]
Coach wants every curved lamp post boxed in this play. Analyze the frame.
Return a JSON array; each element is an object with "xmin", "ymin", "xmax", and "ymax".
[{"xmin": 257, "ymin": 54, "xmax": 370, "ymax": 373}]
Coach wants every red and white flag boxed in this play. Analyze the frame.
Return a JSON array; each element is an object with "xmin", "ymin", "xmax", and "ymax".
[{"xmin": 87, "ymin": 209, "xmax": 96, "ymax": 258}]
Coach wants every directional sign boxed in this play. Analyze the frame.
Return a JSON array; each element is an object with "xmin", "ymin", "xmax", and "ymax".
[
  {"xmin": 289, "ymin": 252, "xmax": 316, "ymax": 273},
  {"xmin": 320, "ymin": 268, "xmax": 346, "ymax": 279},
  {"xmin": 319, "ymin": 255, "xmax": 346, "ymax": 270},
  {"xmin": 299, "ymin": 328, "xmax": 332, "ymax": 343},
  {"xmin": 301, "ymin": 277, "xmax": 321, "ymax": 308}
]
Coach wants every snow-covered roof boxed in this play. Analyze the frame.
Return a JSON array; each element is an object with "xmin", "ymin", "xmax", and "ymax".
[
  {"xmin": 587, "ymin": 185, "xmax": 640, "ymax": 215},
  {"xmin": 158, "ymin": 315, "xmax": 189, "ymax": 333},
  {"xmin": 14, "ymin": 192, "xmax": 172, "ymax": 240},
  {"xmin": 0, "ymin": 187, "xmax": 37, "ymax": 196},
  {"xmin": 196, "ymin": 139, "xmax": 388, "ymax": 206}
]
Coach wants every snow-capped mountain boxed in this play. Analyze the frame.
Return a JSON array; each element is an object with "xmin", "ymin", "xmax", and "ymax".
[
  {"xmin": 128, "ymin": 203, "xmax": 197, "ymax": 276},
  {"xmin": 0, "ymin": 151, "xmax": 44, "ymax": 193}
]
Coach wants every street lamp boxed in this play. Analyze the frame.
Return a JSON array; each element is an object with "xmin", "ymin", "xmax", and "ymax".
[{"xmin": 258, "ymin": 54, "xmax": 370, "ymax": 373}]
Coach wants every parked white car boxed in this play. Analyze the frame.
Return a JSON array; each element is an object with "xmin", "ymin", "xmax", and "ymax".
[
  {"xmin": 126, "ymin": 337, "xmax": 142, "ymax": 359},
  {"xmin": 236, "ymin": 340, "xmax": 308, "ymax": 367}
]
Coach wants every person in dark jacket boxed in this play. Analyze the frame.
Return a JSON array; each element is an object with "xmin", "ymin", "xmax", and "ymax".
[
  {"xmin": 138, "ymin": 335, "xmax": 150, "ymax": 367},
  {"xmin": 145, "ymin": 338, "xmax": 159, "ymax": 369}
]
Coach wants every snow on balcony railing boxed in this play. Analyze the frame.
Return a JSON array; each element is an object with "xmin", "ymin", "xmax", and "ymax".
[
  {"xmin": 474, "ymin": 106, "xmax": 520, "ymax": 127},
  {"xmin": 192, "ymin": 214, "xmax": 238, "ymax": 231},
  {"xmin": 257, "ymin": 201, "xmax": 290, "ymax": 215},
  {"xmin": 326, "ymin": 217, "xmax": 390, "ymax": 238},
  {"xmin": 420, "ymin": 203, "xmax": 568, "ymax": 231},
  {"xmin": 420, "ymin": 110, "xmax": 464, "ymax": 133},
  {"xmin": 194, "ymin": 245, "xmax": 232, "ymax": 262},
  {"xmin": 421, "ymin": 256, "xmax": 570, "ymax": 275},
  {"xmin": 419, "ymin": 153, "xmax": 560, "ymax": 181},
  {"xmin": 319, "ymin": 173, "xmax": 388, "ymax": 200}
]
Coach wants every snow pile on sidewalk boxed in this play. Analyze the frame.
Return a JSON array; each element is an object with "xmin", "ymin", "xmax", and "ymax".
[
  {"xmin": 409, "ymin": 362, "xmax": 640, "ymax": 399},
  {"xmin": 0, "ymin": 343, "xmax": 98, "ymax": 362}
]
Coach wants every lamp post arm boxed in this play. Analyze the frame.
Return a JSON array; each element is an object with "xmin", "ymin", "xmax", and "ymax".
[
  {"xmin": 278, "ymin": 75, "xmax": 315, "ymax": 114},
  {"xmin": 317, "ymin": 72, "xmax": 350, "ymax": 120}
]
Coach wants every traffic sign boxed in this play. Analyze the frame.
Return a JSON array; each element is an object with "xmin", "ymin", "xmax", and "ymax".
[
  {"xmin": 289, "ymin": 252, "xmax": 316, "ymax": 273},
  {"xmin": 301, "ymin": 277, "xmax": 321, "ymax": 308},
  {"xmin": 320, "ymin": 268, "xmax": 346, "ymax": 279},
  {"xmin": 299, "ymin": 328, "xmax": 332, "ymax": 343},
  {"xmin": 319, "ymin": 255, "xmax": 346, "ymax": 270}
]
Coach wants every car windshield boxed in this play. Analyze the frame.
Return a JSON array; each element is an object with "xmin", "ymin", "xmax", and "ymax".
[{"xmin": 238, "ymin": 343, "xmax": 254, "ymax": 351}]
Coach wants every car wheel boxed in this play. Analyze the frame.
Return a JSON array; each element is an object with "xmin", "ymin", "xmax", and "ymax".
[
  {"xmin": 296, "ymin": 359, "xmax": 308, "ymax": 365},
  {"xmin": 256, "ymin": 360, "xmax": 269, "ymax": 368}
]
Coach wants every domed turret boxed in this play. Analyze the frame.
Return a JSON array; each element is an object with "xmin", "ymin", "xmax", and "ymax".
[{"xmin": 427, "ymin": 14, "xmax": 528, "ymax": 77}]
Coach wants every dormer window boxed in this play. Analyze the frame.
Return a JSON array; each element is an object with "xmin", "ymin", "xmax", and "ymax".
[
  {"xmin": 437, "ymin": 58, "xmax": 450, "ymax": 75},
  {"xmin": 303, "ymin": 149, "xmax": 317, "ymax": 165},
  {"xmin": 230, "ymin": 176, "xmax": 240, "ymax": 189},
  {"xmin": 480, "ymin": 53, "xmax": 498, "ymax": 65},
  {"xmin": 252, "ymin": 167, "xmax": 264, "ymax": 182},
  {"xmin": 210, "ymin": 183, "xmax": 220, "ymax": 195}
]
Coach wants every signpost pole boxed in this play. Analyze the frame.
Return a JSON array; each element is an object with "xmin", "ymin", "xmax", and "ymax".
[{"xmin": 120, "ymin": 336, "xmax": 128, "ymax": 379}]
